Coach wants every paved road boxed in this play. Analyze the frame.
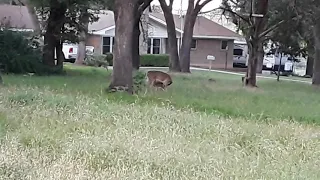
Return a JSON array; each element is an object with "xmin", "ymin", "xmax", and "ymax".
[{"xmin": 107, "ymin": 66, "xmax": 311, "ymax": 84}]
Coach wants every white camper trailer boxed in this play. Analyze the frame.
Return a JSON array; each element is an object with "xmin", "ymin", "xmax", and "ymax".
[{"xmin": 233, "ymin": 40, "xmax": 248, "ymax": 68}]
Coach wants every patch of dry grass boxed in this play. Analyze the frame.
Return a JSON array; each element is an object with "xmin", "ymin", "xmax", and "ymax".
[{"xmin": 1, "ymin": 86, "xmax": 320, "ymax": 179}]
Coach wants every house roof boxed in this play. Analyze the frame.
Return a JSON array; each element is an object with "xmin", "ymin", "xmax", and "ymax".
[
  {"xmin": 0, "ymin": 5, "xmax": 242, "ymax": 39},
  {"xmin": 151, "ymin": 13, "xmax": 242, "ymax": 39},
  {"xmin": 88, "ymin": 10, "xmax": 115, "ymax": 31},
  {"xmin": 89, "ymin": 10, "xmax": 242, "ymax": 39},
  {"xmin": 0, "ymin": 4, "xmax": 35, "ymax": 30}
]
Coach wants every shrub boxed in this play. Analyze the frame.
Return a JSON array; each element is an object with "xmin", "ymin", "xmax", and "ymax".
[
  {"xmin": 0, "ymin": 30, "xmax": 44, "ymax": 74},
  {"xmin": 105, "ymin": 53, "xmax": 113, "ymax": 66},
  {"xmin": 133, "ymin": 70, "xmax": 146, "ymax": 92},
  {"xmin": 140, "ymin": 54, "xmax": 169, "ymax": 67},
  {"xmin": 84, "ymin": 54, "xmax": 109, "ymax": 68},
  {"xmin": 102, "ymin": 53, "xmax": 169, "ymax": 67}
]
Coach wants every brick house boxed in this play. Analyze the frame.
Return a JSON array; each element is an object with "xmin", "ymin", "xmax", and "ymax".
[
  {"xmin": 0, "ymin": 4, "xmax": 244, "ymax": 69},
  {"xmin": 87, "ymin": 10, "xmax": 243, "ymax": 69}
]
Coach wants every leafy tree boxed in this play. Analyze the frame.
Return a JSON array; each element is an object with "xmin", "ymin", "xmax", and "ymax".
[
  {"xmin": 220, "ymin": 0, "xmax": 296, "ymax": 87},
  {"xmin": 26, "ymin": 0, "xmax": 100, "ymax": 72},
  {"xmin": 294, "ymin": 0, "xmax": 320, "ymax": 84}
]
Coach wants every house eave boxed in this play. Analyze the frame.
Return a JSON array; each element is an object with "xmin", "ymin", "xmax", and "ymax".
[
  {"xmin": 149, "ymin": 14, "xmax": 183, "ymax": 33},
  {"xmin": 0, "ymin": 27, "xmax": 34, "ymax": 32},
  {"xmin": 193, "ymin": 35, "xmax": 239, "ymax": 40}
]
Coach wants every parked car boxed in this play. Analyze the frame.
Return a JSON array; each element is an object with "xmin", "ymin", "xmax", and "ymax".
[{"xmin": 54, "ymin": 43, "xmax": 95, "ymax": 63}]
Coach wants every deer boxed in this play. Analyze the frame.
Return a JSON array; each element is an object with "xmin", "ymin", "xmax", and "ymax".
[{"xmin": 146, "ymin": 70, "xmax": 173, "ymax": 91}]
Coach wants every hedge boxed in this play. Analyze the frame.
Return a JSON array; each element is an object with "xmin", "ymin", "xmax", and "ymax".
[{"xmin": 105, "ymin": 53, "xmax": 169, "ymax": 67}]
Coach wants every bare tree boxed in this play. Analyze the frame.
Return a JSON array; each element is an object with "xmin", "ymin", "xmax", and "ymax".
[
  {"xmin": 180, "ymin": 0, "xmax": 212, "ymax": 73},
  {"xmin": 159, "ymin": 0, "xmax": 181, "ymax": 72}
]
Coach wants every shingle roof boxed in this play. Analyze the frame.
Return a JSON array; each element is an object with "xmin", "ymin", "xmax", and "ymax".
[
  {"xmin": 88, "ymin": 10, "xmax": 115, "ymax": 31},
  {"xmin": 0, "ymin": 5, "xmax": 242, "ymax": 39},
  {"xmin": 88, "ymin": 10, "xmax": 242, "ymax": 39},
  {"xmin": 0, "ymin": 4, "xmax": 35, "ymax": 29},
  {"xmin": 151, "ymin": 13, "xmax": 242, "ymax": 38}
]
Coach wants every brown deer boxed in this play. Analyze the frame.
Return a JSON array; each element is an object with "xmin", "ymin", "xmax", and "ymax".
[{"xmin": 146, "ymin": 70, "xmax": 173, "ymax": 90}]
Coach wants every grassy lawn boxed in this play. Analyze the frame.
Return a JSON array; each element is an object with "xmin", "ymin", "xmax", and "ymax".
[{"xmin": 1, "ymin": 64, "xmax": 320, "ymax": 179}]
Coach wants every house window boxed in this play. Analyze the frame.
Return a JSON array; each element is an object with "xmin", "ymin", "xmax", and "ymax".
[
  {"xmin": 147, "ymin": 38, "xmax": 161, "ymax": 54},
  {"xmin": 191, "ymin": 39, "xmax": 197, "ymax": 49},
  {"xmin": 102, "ymin": 37, "xmax": 114, "ymax": 54},
  {"xmin": 221, "ymin": 40, "xmax": 228, "ymax": 50}
]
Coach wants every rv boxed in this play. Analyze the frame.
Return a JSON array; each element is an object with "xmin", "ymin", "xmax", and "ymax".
[{"xmin": 233, "ymin": 40, "xmax": 248, "ymax": 68}]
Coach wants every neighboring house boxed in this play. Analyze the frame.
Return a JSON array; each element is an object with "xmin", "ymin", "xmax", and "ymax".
[
  {"xmin": 0, "ymin": 4, "xmax": 35, "ymax": 31},
  {"xmin": 87, "ymin": 10, "xmax": 243, "ymax": 69},
  {"xmin": 0, "ymin": 5, "xmax": 244, "ymax": 69}
]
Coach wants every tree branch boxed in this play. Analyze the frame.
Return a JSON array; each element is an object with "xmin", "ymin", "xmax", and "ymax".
[
  {"xmin": 219, "ymin": 6, "xmax": 250, "ymax": 24},
  {"xmin": 169, "ymin": 0, "xmax": 174, "ymax": 7},
  {"xmin": 195, "ymin": 0, "xmax": 212, "ymax": 13},
  {"xmin": 138, "ymin": 0, "xmax": 152, "ymax": 15},
  {"xmin": 258, "ymin": 20, "xmax": 284, "ymax": 39},
  {"xmin": 159, "ymin": 0, "xmax": 171, "ymax": 11}
]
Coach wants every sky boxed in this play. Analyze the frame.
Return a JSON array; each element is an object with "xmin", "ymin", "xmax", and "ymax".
[{"xmin": 151, "ymin": 0, "xmax": 222, "ymax": 14}]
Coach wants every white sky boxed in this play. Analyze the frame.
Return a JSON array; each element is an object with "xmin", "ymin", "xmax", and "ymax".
[{"xmin": 151, "ymin": 0, "xmax": 222, "ymax": 14}]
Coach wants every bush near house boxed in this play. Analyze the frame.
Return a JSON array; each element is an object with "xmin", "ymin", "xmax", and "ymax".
[
  {"xmin": 84, "ymin": 54, "xmax": 109, "ymax": 68},
  {"xmin": 0, "ymin": 30, "xmax": 44, "ymax": 74},
  {"xmin": 140, "ymin": 54, "xmax": 169, "ymax": 67},
  {"xmin": 105, "ymin": 53, "xmax": 169, "ymax": 67}
]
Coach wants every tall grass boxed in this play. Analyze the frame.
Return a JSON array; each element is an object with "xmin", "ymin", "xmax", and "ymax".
[{"xmin": 1, "ymin": 86, "xmax": 320, "ymax": 179}]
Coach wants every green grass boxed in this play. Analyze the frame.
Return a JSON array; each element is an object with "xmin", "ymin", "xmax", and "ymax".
[
  {"xmin": 4, "ymin": 65, "xmax": 320, "ymax": 124},
  {"xmin": 1, "ymin": 64, "xmax": 320, "ymax": 179}
]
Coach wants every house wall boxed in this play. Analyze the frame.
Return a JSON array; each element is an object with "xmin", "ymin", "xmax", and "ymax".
[
  {"xmin": 190, "ymin": 39, "xmax": 234, "ymax": 69},
  {"xmin": 86, "ymin": 34, "xmax": 102, "ymax": 54}
]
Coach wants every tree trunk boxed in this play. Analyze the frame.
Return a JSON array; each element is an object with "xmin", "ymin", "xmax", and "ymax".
[
  {"xmin": 312, "ymin": 48, "xmax": 320, "ymax": 85},
  {"xmin": 180, "ymin": 13, "xmax": 197, "ymax": 73},
  {"xmin": 108, "ymin": 0, "xmax": 136, "ymax": 93},
  {"xmin": 0, "ymin": 72, "xmax": 3, "ymax": 85},
  {"xmin": 312, "ymin": 20, "xmax": 320, "ymax": 85},
  {"xmin": 306, "ymin": 44, "xmax": 314, "ymax": 77},
  {"xmin": 43, "ymin": 0, "xmax": 66, "ymax": 68},
  {"xmin": 75, "ymin": 8, "xmax": 89, "ymax": 65},
  {"xmin": 56, "ymin": 40, "xmax": 65, "ymax": 71},
  {"xmin": 159, "ymin": 0, "xmax": 181, "ymax": 72},
  {"xmin": 256, "ymin": 41, "xmax": 264, "ymax": 73},
  {"xmin": 132, "ymin": 20, "xmax": 140, "ymax": 70},
  {"xmin": 243, "ymin": 0, "xmax": 269, "ymax": 87},
  {"xmin": 306, "ymin": 56, "xmax": 314, "ymax": 77},
  {"xmin": 43, "ymin": 32, "xmax": 56, "ymax": 66},
  {"xmin": 245, "ymin": 39, "xmax": 259, "ymax": 87}
]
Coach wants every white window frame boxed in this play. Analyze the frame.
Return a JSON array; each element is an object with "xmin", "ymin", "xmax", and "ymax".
[
  {"xmin": 102, "ymin": 36, "xmax": 114, "ymax": 54},
  {"xmin": 147, "ymin": 38, "xmax": 162, "ymax": 54}
]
